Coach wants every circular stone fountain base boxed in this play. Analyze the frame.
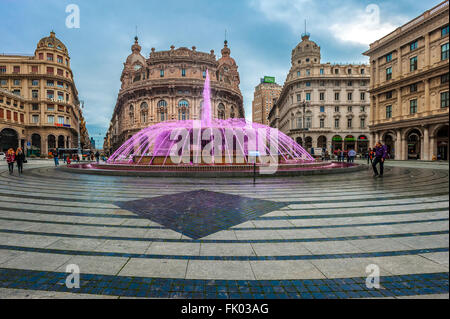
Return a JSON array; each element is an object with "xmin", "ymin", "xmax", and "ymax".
[{"xmin": 60, "ymin": 162, "xmax": 364, "ymax": 177}]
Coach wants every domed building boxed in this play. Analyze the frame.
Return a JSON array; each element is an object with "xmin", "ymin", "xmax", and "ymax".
[
  {"xmin": 105, "ymin": 38, "xmax": 244, "ymax": 154},
  {"xmin": 0, "ymin": 31, "xmax": 91, "ymax": 156},
  {"xmin": 269, "ymin": 33, "xmax": 371, "ymax": 155}
]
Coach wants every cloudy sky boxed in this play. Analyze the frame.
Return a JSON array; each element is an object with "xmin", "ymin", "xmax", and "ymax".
[{"xmin": 0, "ymin": 0, "xmax": 442, "ymax": 147}]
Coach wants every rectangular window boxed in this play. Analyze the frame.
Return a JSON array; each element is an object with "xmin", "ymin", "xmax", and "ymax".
[
  {"xmin": 57, "ymin": 81, "xmax": 64, "ymax": 88},
  {"xmin": 347, "ymin": 118, "xmax": 352, "ymax": 128},
  {"xmin": 347, "ymin": 81, "xmax": 352, "ymax": 86},
  {"xmin": 181, "ymin": 68, "xmax": 186, "ymax": 77},
  {"xmin": 57, "ymin": 92, "xmax": 64, "ymax": 101},
  {"xmin": 47, "ymin": 67, "xmax": 54, "ymax": 74},
  {"xmin": 361, "ymin": 69, "xmax": 365, "ymax": 75},
  {"xmin": 13, "ymin": 66, "xmax": 20, "ymax": 73},
  {"xmin": 386, "ymin": 67, "xmax": 392, "ymax": 80},
  {"xmin": 410, "ymin": 99, "xmax": 418, "ymax": 114},
  {"xmin": 305, "ymin": 117, "xmax": 311, "ymax": 129},
  {"xmin": 203, "ymin": 71, "xmax": 206, "ymax": 78},
  {"xmin": 410, "ymin": 56, "xmax": 418, "ymax": 71},
  {"xmin": 32, "ymin": 115, "xmax": 39, "ymax": 123},
  {"xmin": 47, "ymin": 53, "xmax": 53, "ymax": 61},
  {"xmin": 334, "ymin": 118, "xmax": 339, "ymax": 128},
  {"xmin": 386, "ymin": 91, "xmax": 392, "ymax": 99},
  {"xmin": 442, "ymin": 73, "xmax": 449, "ymax": 84},
  {"xmin": 320, "ymin": 106, "xmax": 325, "ymax": 112},
  {"xmin": 348, "ymin": 69, "xmax": 352, "ymax": 74},
  {"xmin": 20, "ymin": 113, "xmax": 24, "ymax": 123},
  {"xmin": 58, "ymin": 116, "xmax": 64, "ymax": 124},
  {"xmin": 442, "ymin": 25, "xmax": 449, "ymax": 37},
  {"xmin": 386, "ymin": 105, "xmax": 392, "ymax": 118},
  {"xmin": 13, "ymin": 79, "xmax": 20, "ymax": 86},
  {"xmin": 32, "ymin": 90, "xmax": 38, "ymax": 99},
  {"xmin": 297, "ymin": 94, "xmax": 301, "ymax": 102},
  {"xmin": 31, "ymin": 66, "xmax": 38, "ymax": 73},
  {"xmin": 335, "ymin": 80, "xmax": 340, "ymax": 86},
  {"xmin": 14, "ymin": 112, "xmax": 18, "ymax": 122},
  {"xmin": 306, "ymin": 82, "xmax": 311, "ymax": 87},
  {"xmin": 410, "ymin": 83, "xmax": 418, "ymax": 92},
  {"xmin": 57, "ymin": 56, "xmax": 63, "ymax": 63},
  {"xmin": 320, "ymin": 81, "xmax": 325, "ymax": 86},
  {"xmin": 32, "ymin": 104, "xmax": 39, "ymax": 111},
  {"xmin": 32, "ymin": 79, "xmax": 39, "ymax": 85},
  {"xmin": 47, "ymin": 90, "xmax": 54, "ymax": 99},
  {"xmin": 297, "ymin": 71, "xmax": 301, "ymax": 77},
  {"xmin": 0, "ymin": 79, "xmax": 7, "ymax": 86},
  {"xmin": 386, "ymin": 53, "xmax": 392, "ymax": 62},
  {"xmin": 334, "ymin": 69, "xmax": 339, "ymax": 74},
  {"xmin": 47, "ymin": 104, "xmax": 54, "ymax": 111},
  {"xmin": 6, "ymin": 110, "xmax": 11, "ymax": 120},
  {"xmin": 360, "ymin": 118, "xmax": 365, "ymax": 128},
  {"xmin": 441, "ymin": 43, "xmax": 449, "ymax": 60},
  {"xmin": 38, "ymin": 53, "xmax": 44, "ymax": 60},
  {"xmin": 47, "ymin": 115, "xmax": 54, "ymax": 124},
  {"xmin": 0, "ymin": 66, "xmax": 6, "ymax": 73},
  {"xmin": 335, "ymin": 92, "xmax": 340, "ymax": 101},
  {"xmin": 47, "ymin": 80, "xmax": 54, "ymax": 86},
  {"xmin": 320, "ymin": 69, "xmax": 324, "ymax": 75},
  {"xmin": 306, "ymin": 69, "xmax": 310, "ymax": 75},
  {"xmin": 160, "ymin": 69, "xmax": 164, "ymax": 77},
  {"xmin": 360, "ymin": 92, "xmax": 365, "ymax": 101},
  {"xmin": 306, "ymin": 93, "xmax": 311, "ymax": 101},
  {"xmin": 320, "ymin": 118, "xmax": 324, "ymax": 128},
  {"xmin": 335, "ymin": 106, "xmax": 340, "ymax": 112},
  {"xmin": 347, "ymin": 92, "xmax": 352, "ymax": 101},
  {"xmin": 319, "ymin": 92, "xmax": 325, "ymax": 101},
  {"xmin": 348, "ymin": 106, "xmax": 352, "ymax": 112},
  {"xmin": 410, "ymin": 40, "xmax": 418, "ymax": 51},
  {"xmin": 360, "ymin": 106, "xmax": 366, "ymax": 112},
  {"xmin": 57, "ymin": 69, "xmax": 63, "ymax": 76},
  {"xmin": 441, "ymin": 91, "xmax": 449, "ymax": 108},
  {"xmin": 12, "ymin": 89, "xmax": 20, "ymax": 96}
]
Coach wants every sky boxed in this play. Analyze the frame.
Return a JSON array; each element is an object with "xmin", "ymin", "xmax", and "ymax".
[{"xmin": 0, "ymin": 0, "xmax": 443, "ymax": 148}]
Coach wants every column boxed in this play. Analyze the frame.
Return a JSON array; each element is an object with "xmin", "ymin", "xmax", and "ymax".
[
  {"xmin": 420, "ymin": 135, "xmax": 425, "ymax": 160},
  {"xmin": 424, "ymin": 79, "xmax": 430, "ymax": 113},
  {"xmin": 397, "ymin": 88, "xmax": 402, "ymax": 117},
  {"xmin": 396, "ymin": 47, "xmax": 402, "ymax": 77},
  {"xmin": 424, "ymin": 33, "xmax": 430, "ymax": 66},
  {"xmin": 429, "ymin": 136, "xmax": 435, "ymax": 160},
  {"xmin": 395, "ymin": 130, "xmax": 402, "ymax": 161},
  {"xmin": 375, "ymin": 132, "xmax": 380, "ymax": 144},
  {"xmin": 423, "ymin": 126, "xmax": 429, "ymax": 160},
  {"xmin": 401, "ymin": 137, "xmax": 406, "ymax": 161}
]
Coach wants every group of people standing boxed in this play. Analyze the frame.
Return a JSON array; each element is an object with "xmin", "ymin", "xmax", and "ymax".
[
  {"xmin": 335, "ymin": 149, "xmax": 357, "ymax": 163},
  {"xmin": 5, "ymin": 148, "xmax": 26, "ymax": 175}
]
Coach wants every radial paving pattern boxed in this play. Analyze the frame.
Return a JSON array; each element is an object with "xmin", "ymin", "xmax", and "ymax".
[{"xmin": 0, "ymin": 162, "xmax": 448, "ymax": 299}]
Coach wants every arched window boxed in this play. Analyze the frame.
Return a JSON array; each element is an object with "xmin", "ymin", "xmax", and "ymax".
[
  {"xmin": 218, "ymin": 103, "xmax": 225, "ymax": 120},
  {"xmin": 230, "ymin": 106, "xmax": 235, "ymax": 119},
  {"xmin": 178, "ymin": 100, "xmax": 189, "ymax": 120},
  {"xmin": 129, "ymin": 105, "xmax": 134, "ymax": 122},
  {"xmin": 158, "ymin": 100, "xmax": 168, "ymax": 122},
  {"xmin": 140, "ymin": 102, "xmax": 148, "ymax": 123}
]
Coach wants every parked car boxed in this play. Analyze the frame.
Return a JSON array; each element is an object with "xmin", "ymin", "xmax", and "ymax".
[{"xmin": 0, "ymin": 152, "xmax": 5, "ymax": 161}]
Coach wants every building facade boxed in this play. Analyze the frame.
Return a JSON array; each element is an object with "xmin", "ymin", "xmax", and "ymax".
[
  {"xmin": 104, "ymin": 38, "xmax": 244, "ymax": 154},
  {"xmin": 0, "ymin": 31, "xmax": 91, "ymax": 156},
  {"xmin": 268, "ymin": 34, "xmax": 371, "ymax": 154},
  {"xmin": 364, "ymin": 1, "xmax": 449, "ymax": 161},
  {"xmin": 252, "ymin": 78, "xmax": 282, "ymax": 125}
]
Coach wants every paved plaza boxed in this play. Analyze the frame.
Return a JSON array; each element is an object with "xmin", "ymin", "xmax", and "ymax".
[{"xmin": 0, "ymin": 160, "xmax": 448, "ymax": 299}]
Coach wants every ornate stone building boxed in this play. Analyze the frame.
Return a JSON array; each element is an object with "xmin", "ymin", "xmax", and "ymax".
[
  {"xmin": 104, "ymin": 38, "xmax": 244, "ymax": 154},
  {"xmin": 268, "ymin": 34, "xmax": 371, "ymax": 154},
  {"xmin": 364, "ymin": 0, "xmax": 449, "ymax": 160},
  {"xmin": 252, "ymin": 78, "xmax": 282, "ymax": 126},
  {"xmin": 0, "ymin": 31, "xmax": 91, "ymax": 156}
]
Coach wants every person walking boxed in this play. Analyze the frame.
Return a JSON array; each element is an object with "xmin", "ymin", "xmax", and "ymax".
[
  {"xmin": 53, "ymin": 150, "xmax": 59, "ymax": 167},
  {"xmin": 95, "ymin": 151, "xmax": 100, "ymax": 164},
  {"xmin": 367, "ymin": 148, "xmax": 372, "ymax": 165},
  {"xmin": 6, "ymin": 148, "xmax": 15, "ymax": 175},
  {"xmin": 348, "ymin": 149, "xmax": 356, "ymax": 163},
  {"xmin": 340, "ymin": 149, "xmax": 345, "ymax": 163},
  {"xmin": 372, "ymin": 142, "xmax": 388, "ymax": 177},
  {"xmin": 15, "ymin": 148, "xmax": 26, "ymax": 175}
]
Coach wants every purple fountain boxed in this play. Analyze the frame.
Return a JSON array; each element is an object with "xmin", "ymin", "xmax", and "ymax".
[{"xmin": 107, "ymin": 70, "xmax": 315, "ymax": 167}]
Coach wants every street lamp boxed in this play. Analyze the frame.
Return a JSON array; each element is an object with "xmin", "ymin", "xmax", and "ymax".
[{"xmin": 301, "ymin": 100, "xmax": 310, "ymax": 149}]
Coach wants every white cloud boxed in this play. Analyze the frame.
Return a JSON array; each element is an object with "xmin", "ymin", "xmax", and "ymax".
[
  {"xmin": 330, "ymin": 4, "xmax": 399, "ymax": 45},
  {"xmin": 249, "ymin": 0, "xmax": 406, "ymax": 46}
]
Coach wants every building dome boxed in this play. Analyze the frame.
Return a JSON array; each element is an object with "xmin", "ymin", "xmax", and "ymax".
[
  {"xmin": 125, "ymin": 36, "xmax": 146, "ymax": 65},
  {"xmin": 291, "ymin": 33, "xmax": 321, "ymax": 66},
  {"xmin": 36, "ymin": 31, "xmax": 68, "ymax": 54},
  {"xmin": 218, "ymin": 41, "xmax": 236, "ymax": 66}
]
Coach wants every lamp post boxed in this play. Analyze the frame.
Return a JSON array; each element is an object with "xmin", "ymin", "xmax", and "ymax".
[{"xmin": 301, "ymin": 100, "xmax": 310, "ymax": 149}]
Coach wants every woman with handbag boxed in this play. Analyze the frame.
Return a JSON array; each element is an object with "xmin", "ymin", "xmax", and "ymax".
[
  {"xmin": 6, "ymin": 149, "xmax": 15, "ymax": 175},
  {"xmin": 16, "ymin": 148, "xmax": 26, "ymax": 175}
]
